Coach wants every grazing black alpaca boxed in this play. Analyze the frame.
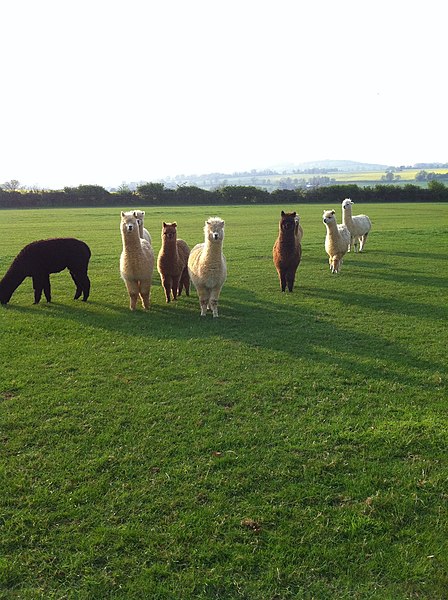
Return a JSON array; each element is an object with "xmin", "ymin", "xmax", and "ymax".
[{"xmin": 0, "ymin": 238, "xmax": 91, "ymax": 305}]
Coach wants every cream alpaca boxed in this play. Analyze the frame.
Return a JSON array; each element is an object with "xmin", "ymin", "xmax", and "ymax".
[
  {"xmin": 188, "ymin": 217, "xmax": 227, "ymax": 317},
  {"xmin": 323, "ymin": 209, "xmax": 351, "ymax": 274},
  {"xmin": 123, "ymin": 210, "xmax": 152, "ymax": 245},
  {"xmin": 341, "ymin": 198, "xmax": 371, "ymax": 252},
  {"xmin": 119, "ymin": 212, "xmax": 154, "ymax": 310}
]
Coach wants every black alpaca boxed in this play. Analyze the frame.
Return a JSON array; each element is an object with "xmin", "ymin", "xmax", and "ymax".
[{"xmin": 0, "ymin": 238, "xmax": 91, "ymax": 305}]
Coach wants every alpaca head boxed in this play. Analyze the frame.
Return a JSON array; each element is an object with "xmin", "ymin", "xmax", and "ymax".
[
  {"xmin": 121, "ymin": 211, "xmax": 138, "ymax": 234},
  {"xmin": 204, "ymin": 217, "xmax": 225, "ymax": 242},
  {"xmin": 342, "ymin": 198, "xmax": 353, "ymax": 210},
  {"xmin": 133, "ymin": 210, "xmax": 145, "ymax": 228},
  {"xmin": 162, "ymin": 222, "xmax": 177, "ymax": 241},
  {"xmin": 279, "ymin": 211, "xmax": 297, "ymax": 233},
  {"xmin": 323, "ymin": 210, "xmax": 336, "ymax": 225}
]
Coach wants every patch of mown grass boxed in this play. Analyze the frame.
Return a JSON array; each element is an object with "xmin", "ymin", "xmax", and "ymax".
[{"xmin": 0, "ymin": 203, "xmax": 447, "ymax": 598}]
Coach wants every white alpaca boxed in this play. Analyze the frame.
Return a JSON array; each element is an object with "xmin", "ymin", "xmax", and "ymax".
[
  {"xmin": 119, "ymin": 211, "xmax": 154, "ymax": 310},
  {"xmin": 188, "ymin": 217, "xmax": 227, "ymax": 317},
  {"xmin": 341, "ymin": 198, "xmax": 371, "ymax": 252},
  {"xmin": 294, "ymin": 214, "xmax": 304, "ymax": 244},
  {"xmin": 323, "ymin": 209, "xmax": 351, "ymax": 274},
  {"xmin": 123, "ymin": 210, "xmax": 151, "ymax": 245}
]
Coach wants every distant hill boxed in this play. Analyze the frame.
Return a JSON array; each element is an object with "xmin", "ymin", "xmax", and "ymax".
[{"xmin": 269, "ymin": 159, "xmax": 391, "ymax": 172}]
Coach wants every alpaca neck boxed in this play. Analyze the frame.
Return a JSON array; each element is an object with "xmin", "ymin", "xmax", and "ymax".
[
  {"xmin": 161, "ymin": 237, "xmax": 178, "ymax": 257},
  {"xmin": 0, "ymin": 265, "xmax": 26, "ymax": 298},
  {"xmin": 342, "ymin": 208, "xmax": 353, "ymax": 227},
  {"xmin": 122, "ymin": 228, "xmax": 143, "ymax": 253},
  {"xmin": 278, "ymin": 229, "xmax": 295, "ymax": 249},
  {"xmin": 204, "ymin": 239, "xmax": 223, "ymax": 258},
  {"xmin": 326, "ymin": 220, "xmax": 339, "ymax": 236}
]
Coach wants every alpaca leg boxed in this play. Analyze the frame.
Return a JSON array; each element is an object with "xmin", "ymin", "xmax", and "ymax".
[
  {"xmin": 200, "ymin": 297, "xmax": 208, "ymax": 316},
  {"xmin": 70, "ymin": 270, "xmax": 85, "ymax": 300},
  {"xmin": 42, "ymin": 275, "xmax": 52, "ymax": 302},
  {"xmin": 195, "ymin": 285, "xmax": 209, "ymax": 316},
  {"xmin": 32, "ymin": 275, "xmax": 43, "ymax": 304},
  {"xmin": 139, "ymin": 280, "xmax": 152, "ymax": 310},
  {"xmin": 81, "ymin": 274, "xmax": 91, "ymax": 301},
  {"xmin": 359, "ymin": 232, "xmax": 368, "ymax": 252},
  {"xmin": 32, "ymin": 274, "xmax": 49, "ymax": 303},
  {"xmin": 178, "ymin": 267, "xmax": 190, "ymax": 297},
  {"xmin": 161, "ymin": 275, "xmax": 172, "ymax": 303},
  {"xmin": 171, "ymin": 276, "xmax": 180, "ymax": 301},
  {"xmin": 124, "ymin": 279, "xmax": 139, "ymax": 310},
  {"xmin": 333, "ymin": 257, "xmax": 340, "ymax": 274},
  {"xmin": 279, "ymin": 271, "xmax": 287, "ymax": 292},
  {"xmin": 209, "ymin": 289, "xmax": 221, "ymax": 317},
  {"xmin": 286, "ymin": 268, "xmax": 296, "ymax": 292}
]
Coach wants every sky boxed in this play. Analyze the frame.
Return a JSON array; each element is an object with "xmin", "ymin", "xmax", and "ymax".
[{"xmin": 1, "ymin": 0, "xmax": 447, "ymax": 190}]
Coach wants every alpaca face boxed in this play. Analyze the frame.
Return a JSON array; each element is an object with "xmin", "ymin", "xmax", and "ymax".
[
  {"xmin": 205, "ymin": 218, "xmax": 225, "ymax": 242},
  {"xmin": 280, "ymin": 211, "xmax": 296, "ymax": 232},
  {"xmin": 121, "ymin": 212, "xmax": 138, "ymax": 233},
  {"xmin": 323, "ymin": 210, "xmax": 336, "ymax": 224},
  {"xmin": 162, "ymin": 222, "xmax": 177, "ymax": 240},
  {"xmin": 342, "ymin": 199, "xmax": 353, "ymax": 210},
  {"xmin": 133, "ymin": 210, "xmax": 145, "ymax": 227}
]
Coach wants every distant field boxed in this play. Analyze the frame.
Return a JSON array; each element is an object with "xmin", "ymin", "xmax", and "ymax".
[
  {"xmin": 188, "ymin": 168, "xmax": 448, "ymax": 190},
  {"xmin": 1, "ymin": 204, "xmax": 447, "ymax": 599}
]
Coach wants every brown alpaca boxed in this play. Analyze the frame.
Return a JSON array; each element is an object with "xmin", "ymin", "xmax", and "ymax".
[
  {"xmin": 273, "ymin": 210, "xmax": 302, "ymax": 292},
  {"xmin": 157, "ymin": 222, "xmax": 190, "ymax": 302}
]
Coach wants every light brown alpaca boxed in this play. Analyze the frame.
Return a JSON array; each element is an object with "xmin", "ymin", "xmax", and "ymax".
[
  {"xmin": 119, "ymin": 212, "xmax": 154, "ymax": 310},
  {"xmin": 273, "ymin": 211, "xmax": 302, "ymax": 292},
  {"xmin": 157, "ymin": 222, "xmax": 190, "ymax": 302}
]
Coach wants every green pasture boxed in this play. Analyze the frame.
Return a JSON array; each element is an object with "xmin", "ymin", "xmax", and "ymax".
[{"xmin": 1, "ymin": 203, "xmax": 447, "ymax": 599}]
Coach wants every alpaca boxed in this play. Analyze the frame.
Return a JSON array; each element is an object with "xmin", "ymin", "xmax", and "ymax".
[
  {"xmin": 0, "ymin": 238, "xmax": 91, "ymax": 305},
  {"xmin": 157, "ymin": 222, "xmax": 190, "ymax": 302},
  {"xmin": 341, "ymin": 198, "xmax": 372, "ymax": 252},
  {"xmin": 272, "ymin": 210, "xmax": 302, "ymax": 292},
  {"xmin": 133, "ymin": 210, "xmax": 152, "ymax": 245},
  {"xmin": 323, "ymin": 210, "xmax": 351, "ymax": 274},
  {"xmin": 294, "ymin": 214, "xmax": 304, "ymax": 244},
  {"xmin": 119, "ymin": 211, "xmax": 154, "ymax": 310},
  {"xmin": 188, "ymin": 217, "xmax": 227, "ymax": 317},
  {"xmin": 123, "ymin": 210, "xmax": 151, "ymax": 244}
]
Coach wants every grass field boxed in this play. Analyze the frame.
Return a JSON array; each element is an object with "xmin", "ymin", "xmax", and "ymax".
[{"xmin": 1, "ymin": 203, "xmax": 447, "ymax": 599}]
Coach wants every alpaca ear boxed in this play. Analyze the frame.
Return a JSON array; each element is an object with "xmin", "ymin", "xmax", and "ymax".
[
  {"xmin": 163, "ymin": 222, "xmax": 167, "ymax": 227},
  {"xmin": 121, "ymin": 211, "xmax": 125, "ymax": 217},
  {"xmin": 331, "ymin": 210, "xmax": 335, "ymax": 215},
  {"xmin": 292, "ymin": 212, "xmax": 296, "ymax": 217},
  {"xmin": 133, "ymin": 211, "xmax": 137, "ymax": 217},
  {"xmin": 281, "ymin": 211, "xmax": 285, "ymax": 216},
  {"xmin": 173, "ymin": 222, "xmax": 177, "ymax": 227}
]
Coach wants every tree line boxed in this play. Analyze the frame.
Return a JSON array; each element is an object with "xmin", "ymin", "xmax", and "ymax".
[{"xmin": 0, "ymin": 181, "xmax": 447, "ymax": 209}]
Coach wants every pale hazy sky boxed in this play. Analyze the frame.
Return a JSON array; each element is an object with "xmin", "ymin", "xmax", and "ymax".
[{"xmin": 1, "ymin": 0, "xmax": 446, "ymax": 189}]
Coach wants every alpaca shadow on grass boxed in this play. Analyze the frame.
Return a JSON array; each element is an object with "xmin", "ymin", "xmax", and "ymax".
[
  {"xmin": 306, "ymin": 286, "xmax": 448, "ymax": 323},
  {"xmin": 374, "ymin": 249, "xmax": 448, "ymax": 262},
  {"xmin": 6, "ymin": 283, "xmax": 443, "ymax": 392}
]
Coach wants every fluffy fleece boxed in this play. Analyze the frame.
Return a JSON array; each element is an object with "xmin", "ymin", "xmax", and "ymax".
[
  {"xmin": 323, "ymin": 209, "xmax": 351, "ymax": 274},
  {"xmin": 119, "ymin": 211, "xmax": 154, "ymax": 310},
  {"xmin": 157, "ymin": 222, "xmax": 190, "ymax": 302},
  {"xmin": 341, "ymin": 198, "xmax": 372, "ymax": 252},
  {"xmin": 188, "ymin": 217, "xmax": 227, "ymax": 317},
  {"xmin": 272, "ymin": 210, "xmax": 302, "ymax": 292},
  {"xmin": 0, "ymin": 238, "xmax": 91, "ymax": 305}
]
